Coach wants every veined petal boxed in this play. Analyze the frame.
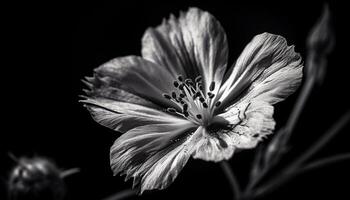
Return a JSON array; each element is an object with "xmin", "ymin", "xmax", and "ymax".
[
  {"xmin": 218, "ymin": 33, "xmax": 303, "ymax": 108},
  {"xmin": 81, "ymin": 98, "xmax": 190, "ymax": 133},
  {"xmin": 219, "ymin": 101, "xmax": 275, "ymax": 149},
  {"xmin": 86, "ymin": 56, "xmax": 177, "ymax": 108},
  {"xmin": 142, "ymin": 8, "xmax": 228, "ymax": 92},
  {"xmin": 192, "ymin": 127, "xmax": 235, "ymax": 162},
  {"xmin": 110, "ymin": 125, "xmax": 203, "ymax": 193}
]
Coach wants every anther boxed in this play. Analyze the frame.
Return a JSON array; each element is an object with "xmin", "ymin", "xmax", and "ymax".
[
  {"xmin": 209, "ymin": 81, "xmax": 216, "ymax": 91},
  {"xmin": 163, "ymin": 94, "xmax": 171, "ymax": 100},
  {"xmin": 198, "ymin": 84, "xmax": 203, "ymax": 91},
  {"xmin": 173, "ymin": 81, "xmax": 179, "ymax": 87},
  {"xmin": 183, "ymin": 104, "xmax": 188, "ymax": 111},
  {"xmin": 179, "ymin": 93, "xmax": 185, "ymax": 98},
  {"xmin": 171, "ymin": 91, "xmax": 177, "ymax": 99},
  {"xmin": 184, "ymin": 111, "xmax": 189, "ymax": 117},
  {"xmin": 167, "ymin": 108, "xmax": 177, "ymax": 113},
  {"xmin": 178, "ymin": 75, "xmax": 184, "ymax": 82},
  {"xmin": 202, "ymin": 102, "xmax": 208, "ymax": 108},
  {"xmin": 199, "ymin": 97, "xmax": 205, "ymax": 103},
  {"xmin": 196, "ymin": 114, "xmax": 202, "ymax": 119},
  {"xmin": 215, "ymin": 101, "xmax": 221, "ymax": 107},
  {"xmin": 195, "ymin": 76, "xmax": 202, "ymax": 83},
  {"xmin": 179, "ymin": 84, "xmax": 185, "ymax": 90},
  {"xmin": 185, "ymin": 79, "xmax": 193, "ymax": 86},
  {"xmin": 207, "ymin": 92, "xmax": 215, "ymax": 99}
]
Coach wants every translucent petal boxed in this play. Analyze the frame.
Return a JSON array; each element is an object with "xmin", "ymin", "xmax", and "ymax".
[
  {"xmin": 142, "ymin": 8, "xmax": 228, "ymax": 92},
  {"xmin": 218, "ymin": 33, "xmax": 303, "ymax": 108}
]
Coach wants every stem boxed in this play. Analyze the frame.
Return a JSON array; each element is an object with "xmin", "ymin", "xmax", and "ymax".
[
  {"xmin": 282, "ymin": 75, "xmax": 316, "ymax": 145},
  {"xmin": 300, "ymin": 153, "xmax": 350, "ymax": 173},
  {"xmin": 286, "ymin": 110, "xmax": 350, "ymax": 172},
  {"xmin": 220, "ymin": 161, "xmax": 241, "ymax": 200},
  {"xmin": 101, "ymin": 189, "xmax": 136, "ymax": 200},
  {"xmin": 251, "ymin": 111, "xmax": 350, "ymax": 198},
  {"xmin": 60, "ymin": 168, "xmax": 80, "ymax": 178},
  {"xmin": 253, "ymin": 153, "xmax": 350, "ymax": 197},
  {"xmin": 244, "ymin": 76, "xmax": 316, "ymax": 196}
]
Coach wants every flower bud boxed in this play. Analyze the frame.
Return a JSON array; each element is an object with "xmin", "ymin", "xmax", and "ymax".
[
  {"xmin": 306, "ymin": 4, "xmax": 335, "ymax": 83},
  {"xmin": 7, "ymin": 157, "xmax": 66, "ymax": 200}
]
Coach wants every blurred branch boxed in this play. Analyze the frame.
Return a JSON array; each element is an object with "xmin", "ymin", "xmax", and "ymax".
[
  {"xmin": 253, "ymin": 153, "xmax": 350, "ymax": 198},
  {"xmin": 286, "ymin": 111, "xmax": 350, "ymax": 172},
  {"xmin": 299, "ymin": 153, "xmax": 350, "ymax": 173},
  {"xmin": 101, "ymin": 189, "xmax": 137, "ymax": 200},
  {"xmin": 245, "ymin": 5, "xmax": 335, "ymax": 197},
  {"xmin": 220, "ymin": 161, "xmax": 241, "ymax": 200},
  {"xmin": 252, "ymin": 111, "xmax": 350, "ymax": 198},
  {"xmin": 60, "ymin": 168, "xmax": 81, "ymax": 178}
]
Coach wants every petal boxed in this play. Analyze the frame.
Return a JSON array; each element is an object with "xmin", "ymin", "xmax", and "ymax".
[
  {"xmin": 218, "ymin": 101, "xmax": 275, "ymax": 149},
  {"xmin": 142, "ymin": 8, "xmax": 228, "ymax": 91},
  {"xmin": 192, "ymin": 127, "xmax": 235, "ymax": 162},
  {"xmin": 86, "ymin": 56, "xmax": 177, "ymax": 109},
  {"xmin": 218, "ymin": 33, "xmax": 303, "ymax": 108},
  {"xmin": 110, "ymin": 125, "xmax": 203, "ymax": 193},
  {"xmin": 81, "ymin": 98, "xmax": 189, "ymax": 133}
]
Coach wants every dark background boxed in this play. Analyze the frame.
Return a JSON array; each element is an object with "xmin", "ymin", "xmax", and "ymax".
[{"xmin": 2, "ymin": 1, "xmax": 348, "ymax": 200}]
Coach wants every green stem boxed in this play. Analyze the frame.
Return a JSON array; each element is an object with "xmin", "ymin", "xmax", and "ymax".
[{"xmin": 220, "ymin": 161, "xmax": 241, "ymax": 200}]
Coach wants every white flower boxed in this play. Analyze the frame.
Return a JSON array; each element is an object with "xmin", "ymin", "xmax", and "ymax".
[{"xmin": 81, "ymin": 7, "xmax": 303, "ymax": 193}]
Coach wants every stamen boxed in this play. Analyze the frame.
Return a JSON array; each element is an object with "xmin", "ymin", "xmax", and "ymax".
[
  {"xmin": 163, "ymin": 94, "xmax": 171, "ymax": 100},
  {"xmin": 183, "ymin": 111, "xmax": 189, "ymax": 117},
  {"xmin": 183, "ymin": 104, "xmax": 188, "ymax": 111},
  {"xmin": 198, "ymin": 84, "xmax": 203, "ymax": 91},
  {"xmin": 202, "ymin": 102, "xmax": 208, "ymax": 108},
  {"xmin": 209, "ymin": 81, "xmax": 216, "ymax": 91},
  {"xmin": 207, "ymin": 92, "xmax": 215, "ymax": 99},
  {"xmin": 185, "ymin": 79, "xmax": 194, "ymax": 86},
  {"xmin": 196, "ymin": 114, "xmax": 202, "ymax": 119},
  {"xmin": 165, "ymin": 74, "xmax": 219, "ymax": 121},
  {"xmin": 178, "ymin": 75, "xmax": 184, "ymax": 82},
  {"xmin": 179, "ymin": 84, "xmax": 185, "ymax": 90},
  {"xmin": 193, "ymin": 91, "xmax": 201, "ymax": 100},
  {"xmin": 167, "ymin": 108, "xmax": 177, "ymax": 113},
  {"xmin": 195, "ymin": 76, "xmax": 202, "ymax": 83}
]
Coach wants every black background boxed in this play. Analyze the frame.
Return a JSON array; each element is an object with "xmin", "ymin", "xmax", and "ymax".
[{"xmin": 2, "ymin": 1, "xmax": 348, "ymax": 200}]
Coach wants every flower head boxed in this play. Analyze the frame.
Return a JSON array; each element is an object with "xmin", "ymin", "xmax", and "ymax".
[
  {"xmin": 81, "ymin": 8, "xmax": 303, "ymax": 193},
  {"xmin": 8, "ymin": 157, "xmax": 66, "ymax": 200}
]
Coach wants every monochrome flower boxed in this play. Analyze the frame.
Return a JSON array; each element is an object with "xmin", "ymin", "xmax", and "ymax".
[
  {"xmin": 81, "ymin": 7, "xmax": 303, "ymax": 193},
  {"xmin": 8, "ymin": 157, "xmax": 66, "ymax": 200}
]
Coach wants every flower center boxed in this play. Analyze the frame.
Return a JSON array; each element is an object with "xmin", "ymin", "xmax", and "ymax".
[{"xmin": 163, "ymin": 75, "xmax": 221, "ymax": 126}]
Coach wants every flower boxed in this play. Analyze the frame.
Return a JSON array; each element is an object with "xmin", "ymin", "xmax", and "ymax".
[
  {"xmin": 8, "ymin": 157, "xmax": 66, "ymax": 200},
  {"xmin": 81, "ymin": 7, "xmax": 303, "ymax": 193}
]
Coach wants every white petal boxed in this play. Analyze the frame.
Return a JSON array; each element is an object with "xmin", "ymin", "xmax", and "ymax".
[
  {"xmin": 192, "ymin": 127, "xmax": 235, "ymax": 162},
  {"xmin": 81, "ymin": 98, "xmax": 188, "ymax": 133},
  {"xmin": 110, "ymin": 125, "xmax": 203, "ymax": 193},
  {"xmin": 218, "ymin": 33, "xmax": 303, "ymax": 108},
  {"xmin": 86, "ymin": 56, "xmax": 177, "ymax": 109},
  {"xmin": 142, "ymin": 7, "xmax": 228, "ymax": 92},
  {"xmin": 219, "ymin": 101, "xmax": 275, "ymax": 149}
]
